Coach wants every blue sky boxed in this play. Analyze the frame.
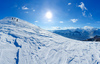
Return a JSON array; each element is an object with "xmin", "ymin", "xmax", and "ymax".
[{"xmin": 0, "ymin": 0, "xmax": 100, "ymax": 30}]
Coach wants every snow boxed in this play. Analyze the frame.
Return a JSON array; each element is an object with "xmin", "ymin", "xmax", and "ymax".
[{"xmin": 0, "ymin": 17, "xmax": 100, "ymax": 64}]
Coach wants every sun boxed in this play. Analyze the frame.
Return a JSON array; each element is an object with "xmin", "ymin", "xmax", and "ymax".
[{"xmin": 45, "ymin": 11, "xmax": 52, "ymax": 19}]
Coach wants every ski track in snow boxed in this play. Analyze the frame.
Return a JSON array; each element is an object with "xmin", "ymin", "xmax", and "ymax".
[{"xmin": 0, "ymin": 17, "xmax": 100, "ymax": 64}]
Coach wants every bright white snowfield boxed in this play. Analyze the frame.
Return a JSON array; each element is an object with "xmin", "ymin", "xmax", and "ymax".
[{"xmin": 0, "ymin": 17, "xmax": 100, "ymax": 64}]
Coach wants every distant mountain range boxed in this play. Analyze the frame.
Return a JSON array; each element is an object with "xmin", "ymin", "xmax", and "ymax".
[{"xmin": 50, "ymin": 28, "xmax": 100, "ymax": 40}]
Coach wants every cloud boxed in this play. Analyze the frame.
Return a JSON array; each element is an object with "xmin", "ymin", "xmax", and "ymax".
[
  {"xmin": 22, "ymin": 6, "xmax": 28, "ymax": 10},
  {"xmin": 68, "ymin": 3, "xmax": 71, "ymax": 5},
  {"xmin": 78, "ymin": 2, "xmax": 92, "ymax": 17},
  {"xmin": 51, "ymin": 26, "xmax": 94, "ymax": 30},
  {"xmin": 33, "ymin": 10, "xmax": 35, "ymax": 12},
  {"xmin": 83, "ymin": 26, "xmax": 93, "ymax": 29},
  {"xmin": 25, "ymin": 12, "xmax": 29, "ymax": 13},
  {"xmin": 52, "ymin": 26, "xmax": 83, "ymax": 30},
  {"xmin": 89, "ymin": 13, "xmax": 92, "ymax": 17},
  {"xmin": 87, "ymin": 23, "xmax": 91, "ymax": 24},
  {"xmin": 52, "ymin": 27, "xmax": 61, "ymax": 30},
  {"xmin": 60, "ymin": 21, "xmax": 63, "ymax": 23},
  {"xmin": 82, "ymin": 11, "xmax": 86, "ymax": 17},
  {"xmin": 35, "ymin": 21, "xmax": 38, "ymax": 22},
  {"xmin": 78, "ymin": 2, "xmax": 87, "ymax": 11},
  {"xmin": 70, "ymin": 19, "xmax": 78, "ymax": 23},
  {"xmin": 63, "ymin": 27, "xmax": 77, "ymax": 29}
]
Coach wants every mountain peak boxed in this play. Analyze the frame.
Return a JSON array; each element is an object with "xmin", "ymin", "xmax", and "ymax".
[
  {"xmin": 2, "ymin": 17, "xmax": 19, "ymax": 21},
  {"xmin": 0, "ymin": 17, "xmax": 20, "ymax": 24},
  {"xmin": 0, "ymin": 17, "xmax": 38, "ymax": 29}
]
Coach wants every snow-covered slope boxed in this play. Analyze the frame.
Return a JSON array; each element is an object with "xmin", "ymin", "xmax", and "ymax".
[
  {"xmin": 0, "ymin": 17, "xmax": 100, "ymax": 64},
  {"xmin": 51, "ymin": 28, "xmax": 100, "ymax": 40}
]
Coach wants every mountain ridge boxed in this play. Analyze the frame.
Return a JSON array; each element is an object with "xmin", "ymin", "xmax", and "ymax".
[{"xmin": 50, "ymin": 28, "xmax": 100, "ymax": 40}]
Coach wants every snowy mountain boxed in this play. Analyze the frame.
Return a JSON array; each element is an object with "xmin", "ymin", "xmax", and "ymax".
[
  {"xmin": 0, "ymin": 17, "xmax": 100, "ymax": 64},
  {"xmin": 51, "ymin": 28, "xmax": 100, "ymax": 40}
]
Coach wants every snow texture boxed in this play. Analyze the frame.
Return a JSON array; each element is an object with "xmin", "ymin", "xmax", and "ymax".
[{"xmin": 0, "ymin": 17, "xmax": 100, "ymax": 64}]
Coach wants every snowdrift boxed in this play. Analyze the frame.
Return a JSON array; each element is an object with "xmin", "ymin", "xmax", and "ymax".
[{"xmin": 0, "ymin": 17, "xmax": 100, "ymax": 64}]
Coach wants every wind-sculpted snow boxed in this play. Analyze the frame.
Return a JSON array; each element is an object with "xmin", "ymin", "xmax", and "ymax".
[{"xmin": 0, "ymin": 17, "xmax": 100, "ymax": 64}]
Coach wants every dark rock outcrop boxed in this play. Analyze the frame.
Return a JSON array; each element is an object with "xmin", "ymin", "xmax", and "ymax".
[{"xmin": 84, "ymin": 35, "xmax": 100, "ymax": 41}]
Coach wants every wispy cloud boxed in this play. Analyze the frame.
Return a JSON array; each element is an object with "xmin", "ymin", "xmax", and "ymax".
[
  {"xmin": 70, "ymin": 19, "xmax": 78, "ymax": 23},
  {"xmin": 60, "ymin": 21, "xmax": 63, "ymax": 23},
  {"xmin": 33, "ymin": 10, "xmax": 35, "ymax": 12},
  {"xmin": 89, "ymin": 13, "xmax": 92, "ymax": 17},
  {"xmin": 82, "ymin": 11, "xmax": 86, "ymax": 17},
  {"xmin": 52, "ymin": 26, "xmax": 94, "ymax": 30},
  {"xmin": 51, "ymin": 27, "xmax": 79, "ymax": 30},
  {"xmin": 78, "ymin": 2, "xmax": 87, "ymax": 11},
  {"xmin": 63, "ymin": 27, "xmax": 77, "ymax": 29},
  {"xmin": 22, "ymin": 6, "xmax": 28, "ymax": 10},
  {"xmin": 83, "ymin": 26, "xmax": 93, "ymax": 29},
  {"xmin": 35, "ymin": 21, "xmax": 38, "ymax": 22},
  {"xmin": 25, "ymin": 11, "xmax": 29, "ymax": 13},
  {"xmin": 52, "ymin": 27, "xmax": 61, "ymax": 30},
  {"xmin": 68, "ymin": 3, "xmax": 71, "ymax": 5},
  {"xmin": 78, "ymin": 2, "xmax": 92, "ymax": 18},
  {"xmin": 87, "ymin": 23, "xmax": 91, "ymax": 24}
]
